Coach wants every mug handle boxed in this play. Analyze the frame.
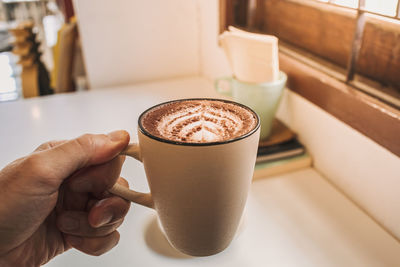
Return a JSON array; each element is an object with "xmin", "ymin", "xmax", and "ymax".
[
  {"xmin": 108, "ymin": 143, "xmax": 154, "ymax": 209},
  {"xmin": 215, "ymin": 77, "xmax": 233, "ymax": 97}
]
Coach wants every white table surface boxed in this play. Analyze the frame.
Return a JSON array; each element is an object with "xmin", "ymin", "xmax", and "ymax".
[{"xmin": 1, "ymin": 77, "xmax": 399, "ymax": 267}]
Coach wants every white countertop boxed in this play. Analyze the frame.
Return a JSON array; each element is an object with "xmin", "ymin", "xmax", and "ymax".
[{"xmin": 1, "ymin": 77, "xmax": 399, "ymax": 266}]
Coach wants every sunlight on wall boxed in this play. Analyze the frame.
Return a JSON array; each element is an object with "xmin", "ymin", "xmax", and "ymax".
[{"xmin": 318, "ymin": 0, "xmax": 398, "ymax": 16}]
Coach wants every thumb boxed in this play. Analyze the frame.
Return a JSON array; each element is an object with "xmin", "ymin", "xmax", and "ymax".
[{"xmin": 31, "ymin": 130, "xmax": 130, "ymax": 185}]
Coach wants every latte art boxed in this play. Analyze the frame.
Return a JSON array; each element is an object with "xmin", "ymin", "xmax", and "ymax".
[
  {"xmin": 140, "ymin": 100, "xmax": 257, "ymax": 143},
  {"xmin": 157, "ymin": 104, "xmax": 244, "ymax": 142}
]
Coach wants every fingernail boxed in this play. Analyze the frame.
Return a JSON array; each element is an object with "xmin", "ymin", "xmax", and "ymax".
[
  {"xmin": 67, "ymin": 235, "xmax": 83, "ymax": 246},
  {"xmin": 96, "ymin": 211, "xmax": 113, "ymax": 227},
  {"xmin": 107, "ymin": 130, "xmax": 126, "ymax": 142},
  {"xmin": 60, "ymin": 216, "xmax": 79, "ymax": 231}
]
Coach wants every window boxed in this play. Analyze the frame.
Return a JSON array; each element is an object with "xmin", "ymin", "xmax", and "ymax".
[
  {"xmin": 319, "ymin": 0, "xmax": 399, "ymax": 18},
  {"xmin": 221, "ymin": 0, "xmax": 400, "ymax": 108},
  {"xmin": 220, "ymin": 0, "xmax": 400, "ymax": 156}
]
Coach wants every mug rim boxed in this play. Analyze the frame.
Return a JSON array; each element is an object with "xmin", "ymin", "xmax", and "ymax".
[{"xmin": 137, "ymin": 98, "xmax": 261, "ymax": 146}]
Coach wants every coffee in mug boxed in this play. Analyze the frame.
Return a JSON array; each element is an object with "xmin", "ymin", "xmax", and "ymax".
[
  {"xmin": 140, "ymin": 99, "xmax": 257, "ymax": 143},
  {"xmin": 110, "ymin": 98, "xmax": 260, "ymax": 256}
]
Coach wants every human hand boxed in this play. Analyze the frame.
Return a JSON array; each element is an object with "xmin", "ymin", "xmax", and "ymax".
[{"xmin": 0, "ymin": 131, "xmax": 131, "ymax": 266}]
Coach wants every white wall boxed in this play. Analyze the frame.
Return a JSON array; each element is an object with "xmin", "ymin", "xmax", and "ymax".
[
  {"xmin": 74, "ymin": 0, "xmax": 200, "ymax": 88},
  {"xmin": 197, "ymin": 0, "xmax": 231, "ymax": 81},
  {"xmin": 276, "ymin": 90, "xmax": 400, "ymax": 240},
  {"xmin": 74, "ymin": 0, "xmax": 230, "ymax": 89}
]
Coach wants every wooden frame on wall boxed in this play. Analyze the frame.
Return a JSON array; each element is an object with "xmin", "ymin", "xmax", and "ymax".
[{"xmin": 220, "ymin": 0, "xmax": 400, "ymax": 157}]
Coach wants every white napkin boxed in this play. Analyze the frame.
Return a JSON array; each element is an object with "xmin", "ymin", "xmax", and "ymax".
[{"xmin": 219, "ymin": 26, "xmax": 279, "ymax": 83}]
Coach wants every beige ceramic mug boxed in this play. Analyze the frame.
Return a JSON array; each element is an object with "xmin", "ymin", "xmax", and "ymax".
[{"xmin": 110, "ymin": 98, "xmax": 260, "ymax": 256}]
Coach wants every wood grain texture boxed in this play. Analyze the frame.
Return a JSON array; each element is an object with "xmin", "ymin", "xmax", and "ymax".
[
  {"xmin": 259, "ymin": 119, "xmax": 295, "ymax": 147},
  {"xmin": 247, "ymin": 0, "xmax": 265, "ymax": 30},
  {"xmin": 279, "ymin": 52, "xmax": 400, "ymax": 157},
  {"xmin": 263, "ymin": 0, "xmax": 355, "ymax": 67},
  {"xmin": 357, "ymin": 17, "xmax": 400, "ymax": 89},
  {"xmin": 259, "ymin": 0, "xmax": 400, "ymax": 91}
]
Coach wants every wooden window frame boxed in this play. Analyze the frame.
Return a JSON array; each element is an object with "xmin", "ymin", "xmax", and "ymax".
[{"xmin": 220, "ymin": 0, "xmax": 400, "ymax": 157}]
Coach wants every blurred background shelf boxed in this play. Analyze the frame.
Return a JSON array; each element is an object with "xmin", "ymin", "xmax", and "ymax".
[{"xmin": 0, "ymin": 0, "xmax": 86, "ymax": 102}]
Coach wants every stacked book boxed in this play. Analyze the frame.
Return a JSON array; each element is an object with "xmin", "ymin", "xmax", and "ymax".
[{"xmin": 254, "ymin": 120, "xmax": 312, "ymax": 180}]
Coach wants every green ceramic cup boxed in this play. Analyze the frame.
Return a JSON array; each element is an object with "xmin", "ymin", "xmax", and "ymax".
[{"xmin": 215, "ymin": 71, "xmax": 287, "ymax": 140}]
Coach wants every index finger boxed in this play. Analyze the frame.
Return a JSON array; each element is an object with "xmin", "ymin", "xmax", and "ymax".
[
  {"xmin": 68, "ymin": 155, "xmax": 126, "ymax": 194},
  {"xmin": 34, "ymin": 140, "xmax": 67, "ymax": 152},
  {"xmin": 33, "ymin": 131, "xmax": 130, "ymax": 186}
]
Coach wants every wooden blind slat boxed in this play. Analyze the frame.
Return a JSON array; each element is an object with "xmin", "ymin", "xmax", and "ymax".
[
  {"xmin": 261, "ymin": 0, "xmax": 400, "ymax": 91},
  {"xmin": 357, "ymin": 19, "xmax": 400, "ymax": 89},
  {"xmin": 263, "ymin": 0, "xmax": 355, "ymax": 67}
]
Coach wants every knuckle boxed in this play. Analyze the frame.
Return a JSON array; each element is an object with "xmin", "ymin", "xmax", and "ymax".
[
  {"xmin": 118, "ymin": 177, "xmax": 129, "ymax": 187},
  {"xmin": 35, "ymin": 140, "xmax": 62, "ymax": 152},
  {"xmin": 23, "ymin": 154, "xmax": 47, "ymax": 177},
  {"xmin": 76, "ymin": 134, "xmax": 95, "ymax": 151},
  {"xmin": 73, "ymin": 134, "xmax": 96, "ymax": 165},
  {"xmin": 47, "ymin": 140, "xmax": 64, "ymax": 148},
  {"xmin": 35, "ymin": 142, "xmax": 50, "ymax": 152}
]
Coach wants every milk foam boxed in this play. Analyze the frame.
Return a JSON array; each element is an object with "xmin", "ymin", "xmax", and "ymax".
[{"xmin": 141, "ymin": 100, "xmax": 257, "ymax": 143}]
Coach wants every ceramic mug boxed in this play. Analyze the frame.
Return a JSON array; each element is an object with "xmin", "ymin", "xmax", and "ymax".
[
  {"xmin": 110, "ymin": 98, "xmax": 260, "ymax": 256},
  {"xmin": 215, "ymin": 71, "xmax": 287, "ymax": 140}
]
